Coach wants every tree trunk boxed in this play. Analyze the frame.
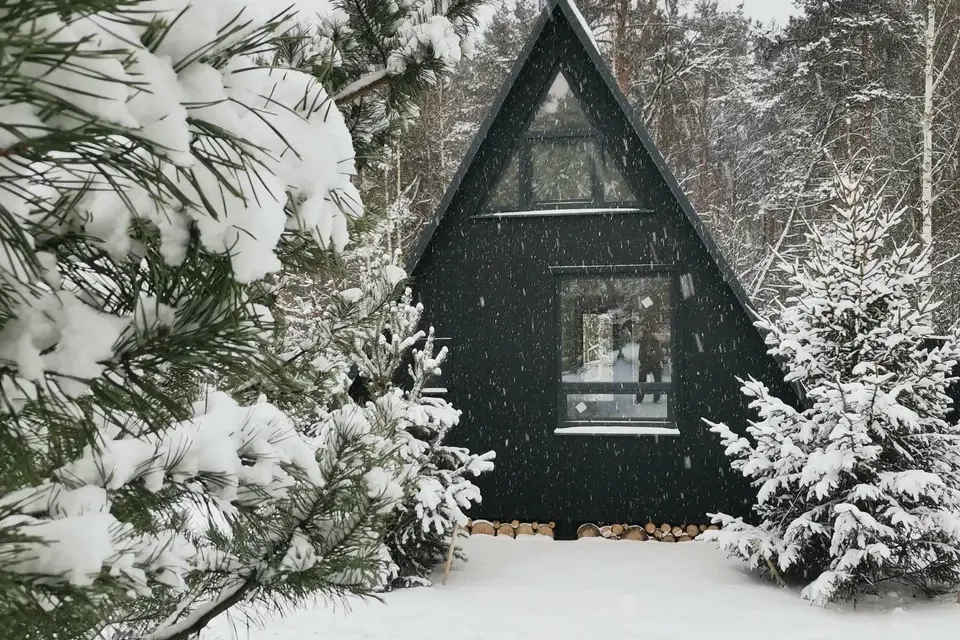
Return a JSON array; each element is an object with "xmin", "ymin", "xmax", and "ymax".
[
  {"xmin": 614, "ymin": 0, "xmax": 631, "ymax": 94},
  {"xmin": 922, "ymin": 0, "xmax": 936, "ymax": 249}
]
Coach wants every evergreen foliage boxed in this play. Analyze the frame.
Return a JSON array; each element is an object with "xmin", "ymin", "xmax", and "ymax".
[
  {"xmin": 705, "ymin": 168, "xmax": 960, "ymax": 605},
  {"xmin": 0, "ymin": 1, "xmax": 488, "ymax": 638},
  {"xmin": 330, "ymin": 203, "xmax": 495, "ymax": 589},
  {"xmin": 378, "ymin": 304, "xmax": 495, "ymax": 589},
  {"xmin": 274, "ymin": 0, "xmax": 489, "ymax": 174},
  {"xmin": 366, "ymin": 0, "xmax": 538, "ymax": 250}
]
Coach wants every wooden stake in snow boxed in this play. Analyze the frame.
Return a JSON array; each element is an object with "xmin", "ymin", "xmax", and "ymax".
[
  {"xmin": 765, "ymin": 557, "xmax": 787, "ymax": 588},
  {"xmin": 442, "ymin": 526, "xmax": 458, "ymax": 586}
]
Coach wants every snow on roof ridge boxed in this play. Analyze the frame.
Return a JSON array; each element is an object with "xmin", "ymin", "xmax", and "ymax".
[{"xmin": 560, "ymin": 0, "xmax": 601, "ymax": 53}]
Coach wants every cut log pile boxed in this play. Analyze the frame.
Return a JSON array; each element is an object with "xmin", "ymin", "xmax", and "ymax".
[
  {"xmin": 577, "ymin": 521, "xmax": 719, "ymax": 542},
  {"xmin": 465, "ymin": 520, "xmax": 556, "ymax": 538},
  {"xmin": 463, "ymin": 520, "xmax": 718, "ymax": 541}
]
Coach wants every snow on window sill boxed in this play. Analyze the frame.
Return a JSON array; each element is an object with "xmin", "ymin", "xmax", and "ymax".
[
  {"xmin": 554, "ymin": 425, "xmax": 680, "ymax": 436},
  {"xmin": 472, "ymin": 207, "xmax": 651, "ymax": 219}
]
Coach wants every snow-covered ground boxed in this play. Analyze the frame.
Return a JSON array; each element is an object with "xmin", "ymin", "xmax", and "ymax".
[{"xmin": 206, "ymin": 536, "xmax": 959, "ymax": 639}]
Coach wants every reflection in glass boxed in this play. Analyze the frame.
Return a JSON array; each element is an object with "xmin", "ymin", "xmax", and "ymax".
[
  {"xmin": 530, "ymin": 72, "xmax": 591, "ymax": 131},
  {"xmin": 487, "ymin": 151, "xmax": 518, "ymax": 209},
  {"xmin": 602, "ymin": 150, "xmax": 633, "ymax": 202},
  {"xmin": 566, "ymin": 393, "xmax": 668, "ymax": 422},
  {"xmin": 560, "ymin": 275, "xmax": 672, "ymax": 389},
  {"xmin": 479, "ymin": 70, "xmax": 639, "ymax": 211},
  {"xmin": 532, "ymin": 139, "xmax": 594, "ymax": 203}
]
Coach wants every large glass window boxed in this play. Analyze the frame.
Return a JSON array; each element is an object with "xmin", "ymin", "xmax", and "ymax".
[
  {"xmin": 531, "ymin": 139, "xmax": 595, "ymax": 203},
  {"xmin": 481, "ymin": 70, "xmax": 638, "ymax": 211},
  {"xmin": 559, "ymin": 275, "xmax": 672, "ymax": 426}
]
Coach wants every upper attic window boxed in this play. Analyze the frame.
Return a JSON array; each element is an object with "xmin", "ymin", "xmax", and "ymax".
[
  {"xmin": 530, "ymin": 73, "xmax": 591, "ymax": 131},
  {"xmin": 481, "ymin": 70, "xmax": 637, "ymax": 212}
]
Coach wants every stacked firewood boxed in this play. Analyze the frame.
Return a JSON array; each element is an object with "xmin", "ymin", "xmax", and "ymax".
[
  {"xmin": 462, "ymin": 520, "xmax": 718, "ymax": 541},
  {"xmin": 465, "ymin": 519, "xmax": 556, "ymax": 538},
  {"xmin": 576, "ymin": 522, "xmax": 719, "ymax": 542}
]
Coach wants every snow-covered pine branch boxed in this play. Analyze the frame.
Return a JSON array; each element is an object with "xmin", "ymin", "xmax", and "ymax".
[
  {"xmin": 704, "ymin": 167, "xmax": 960, "ymax": 605},
  {"xmin": 273, "ymin": 0, "xmax": 487, "ymax": 173},
  {"xmin": 0, "ymin": 0, "xmax": 371, "ymax": 634},
  {"xmin": 0, "ymin": 1, "xmax": 485, "ymax": 638}
]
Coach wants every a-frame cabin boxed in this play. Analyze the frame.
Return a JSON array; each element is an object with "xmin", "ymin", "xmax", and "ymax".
[{"xmin": 407, "ymin": 0, "xmax": 795, "ymax": 537}]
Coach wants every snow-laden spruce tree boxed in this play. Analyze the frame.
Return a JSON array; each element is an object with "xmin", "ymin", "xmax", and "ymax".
[
  {"xmin": 0, "ymin": 2, "xmax": 485, "ymax": 639},
  {"xmin": 705, "ymin": 170, "xmax": 960, "ymax": 604},
  {"xmin": 366, "ymin": 287, "xmax": 494, "ymax": 589},
  {"xmin": 316, "ymin": 202, "xmax": 495, "ymax": 589}
]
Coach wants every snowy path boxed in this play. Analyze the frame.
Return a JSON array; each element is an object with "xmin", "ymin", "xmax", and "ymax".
[{"xmin": 207, "ymin": 537, "xmax": 959, "ymax": 639}]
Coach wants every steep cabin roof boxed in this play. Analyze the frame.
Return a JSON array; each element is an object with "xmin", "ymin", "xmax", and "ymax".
[{"xmin": 406, "ymin": 0, "xmax": 756, "ymax": 323}]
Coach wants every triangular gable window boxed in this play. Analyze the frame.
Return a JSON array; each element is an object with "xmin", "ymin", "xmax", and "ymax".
[
  {"xmin": 530, "ymin": 72, "xmax": 591, "ymax": 131},
  {"xmin": 482, "ymin": 70, "xmax": 638, "ymax": 211}
]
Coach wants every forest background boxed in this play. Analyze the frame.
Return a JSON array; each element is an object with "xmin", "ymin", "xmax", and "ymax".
[{"xmin": 376, "ymin": 0, "xmax": 960, "ymax": 324}]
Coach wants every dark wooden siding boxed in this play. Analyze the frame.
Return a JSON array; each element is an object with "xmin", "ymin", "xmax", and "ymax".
[{"xmin": 411, "ymin": 14, "xmax": 799, "ymax": 536}]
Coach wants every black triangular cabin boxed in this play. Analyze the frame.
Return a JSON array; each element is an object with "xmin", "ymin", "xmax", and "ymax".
[{"xmin": 407, "ymin": 0, "xmax": 795, "ymax": 537}]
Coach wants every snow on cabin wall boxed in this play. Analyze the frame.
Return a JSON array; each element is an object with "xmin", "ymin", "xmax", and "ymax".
[{"xmin": 410, "ymin": 12, "xmax": 796, "ymax": 531}]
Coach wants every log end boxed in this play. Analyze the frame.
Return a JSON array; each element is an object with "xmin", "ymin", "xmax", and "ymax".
[
  {"xmin": 471, "ymin": 520, "xmax": 495, "ymax": 536},
  {"xmin": 623, "ymin": 525, "xmax": 648, "ymax": 541}
]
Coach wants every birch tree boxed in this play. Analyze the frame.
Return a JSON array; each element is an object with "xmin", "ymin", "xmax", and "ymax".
[{"xmin": 920, "ymin": 0, "xmax": 960, "ymax": 250}]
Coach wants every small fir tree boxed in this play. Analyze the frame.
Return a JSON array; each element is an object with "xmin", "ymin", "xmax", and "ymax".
[
  {"xmin": 705, "ymin": 170, "xmax": 960, "ymax": 605},
  {"xmin": 340, "ymin": 212, "xmax": 495, "ymax": 589},
  {"xmin": 378, "ymin": 303, "xmax": 495, "ymax": 588}
]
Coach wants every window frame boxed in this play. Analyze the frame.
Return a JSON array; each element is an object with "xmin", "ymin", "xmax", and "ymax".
[
  {"xmin": 481, "ymin": 67, "xmax": 641, "ymax": 213},
  {"xmin": 551, "ymin": 264, "xmax": 679, "ymax": 435}
]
